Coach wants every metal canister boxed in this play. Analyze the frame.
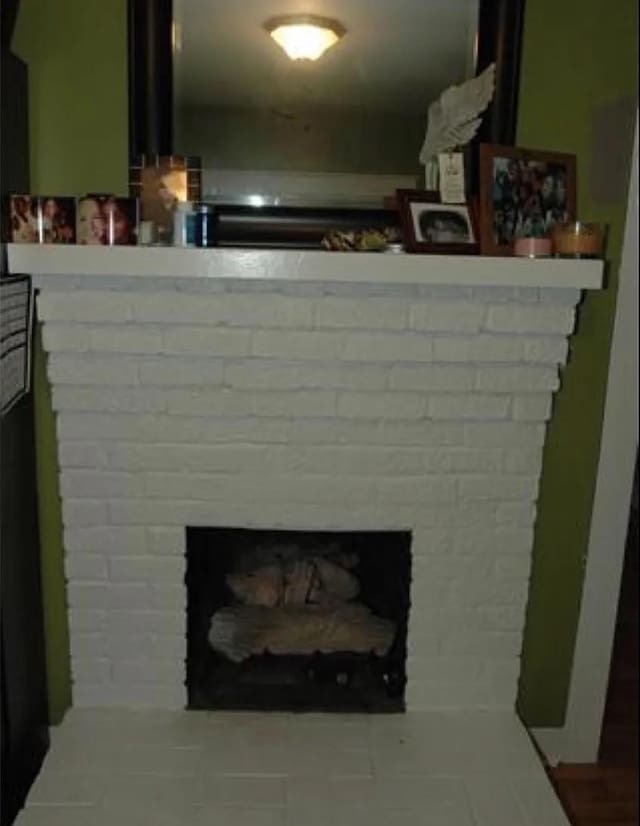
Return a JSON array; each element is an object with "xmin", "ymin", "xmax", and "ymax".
[{"xmin": 194, "ymin": 203, "xmax": 217, "ymax": 248}]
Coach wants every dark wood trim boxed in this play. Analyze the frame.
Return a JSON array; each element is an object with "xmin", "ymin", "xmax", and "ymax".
[
  {"xmin": 475, "ymin": 0, "xmax": 526, "ymax": 146},
  {"xmin": 127, "ymin": 0, "xmax": 173, "ymax": 159}
]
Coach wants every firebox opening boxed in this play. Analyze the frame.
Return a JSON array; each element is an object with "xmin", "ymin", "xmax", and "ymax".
[{"xmin": 186, "ymin": 528, "xmax": 412, "ymax": 712}]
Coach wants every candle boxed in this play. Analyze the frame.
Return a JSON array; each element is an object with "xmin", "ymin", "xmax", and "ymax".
[{"xmin": 552, "ymin": 222, "xmax": 604, "ymax": 259}]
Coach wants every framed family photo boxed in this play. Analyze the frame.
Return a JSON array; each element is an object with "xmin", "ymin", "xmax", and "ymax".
[
  {"xmin": 396, "ymin": 190, "xmax": 479, "ymax": 254},
  {"xmin": 479, "ymin": 144, "xmax": 577, "ymax": 255}
]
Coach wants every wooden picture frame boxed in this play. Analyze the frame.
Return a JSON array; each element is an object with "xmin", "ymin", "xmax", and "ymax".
[
  {"xmin": 478, "ymin": 143, "xmax": 577, "ymax": 256},
  {"xmin": 396, "ymin": 190, "xmax": 480, "ymax": 255}
]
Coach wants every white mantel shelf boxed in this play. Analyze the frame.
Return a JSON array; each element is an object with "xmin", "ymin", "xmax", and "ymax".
[{"xmin": 7, "ymin": 244, "xmax": 604, "ymax": 289}]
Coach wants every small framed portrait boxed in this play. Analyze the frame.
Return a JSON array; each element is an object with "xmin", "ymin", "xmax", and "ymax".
[
  {"xmin": 37, "ymin": 196, "xmax": 76, "ymax": 243},
  {"xmin": 77, "ymin": 195, "xmax": 138, "ymax": 245},
  {"xmin": 396, "ymin": 190, "xmax": 479, "ymax": 254},
  {"xmin": 479, "ymin": 144, "xmax": 577, "ymax": 255},
  {"xmin": 129, "ymin": 155, "xmax": 201, "ymax": 244},
  {"xmin": 9, "ymin": 195, "xmax": 38, "ymax": 243}
]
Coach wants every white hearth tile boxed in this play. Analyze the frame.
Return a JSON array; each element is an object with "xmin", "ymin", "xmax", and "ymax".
[
  {"xmin": 27, "ymin": 771, "xmax": 105, "ymax": 805},
  {"xmin": 17, "ymin": 710, "xmax": 569, "ymax": 825},
  {"xmin": 203, "ymin": 775, "xmax": 287, "ymax": 807},
  {"xmin": 195, "ymin": 808, "xmax": 286, "ymax": 826}
]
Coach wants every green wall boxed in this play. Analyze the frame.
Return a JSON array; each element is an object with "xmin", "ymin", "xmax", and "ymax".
[
  {"xmin": 11, "ymin": 0, "xmax": 637, "ymax": 727},
  {"xmin": 516, "ymin": 0, "xmax": 638, "ymax": 725},
  {"xmin": 13, "ymin": 0, "xmax": 128, "ymax": 723}
]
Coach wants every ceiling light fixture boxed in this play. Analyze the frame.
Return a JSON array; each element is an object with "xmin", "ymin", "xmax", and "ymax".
[{"xmin": 265, "ymin": 15, "xmax": 345, "ymax": 61}]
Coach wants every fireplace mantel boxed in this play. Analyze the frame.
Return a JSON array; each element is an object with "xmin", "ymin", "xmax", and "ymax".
[
  {"xmin": 13, "ymin": 241, "xmax": 604, "ymax": 710},
  {"xmin": 7, "ymin": 243, "xmax": 603, "ymax": 289}
]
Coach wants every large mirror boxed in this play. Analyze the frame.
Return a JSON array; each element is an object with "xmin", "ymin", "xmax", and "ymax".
[{"xmin": 130, "ymin": 0, "xmax": 524, "ymax": 210}]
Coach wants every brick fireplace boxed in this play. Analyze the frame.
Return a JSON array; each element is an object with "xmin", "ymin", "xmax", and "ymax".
[{"xmin": 13, "ymin": 245, "xmax": 601, "ymax": 713}]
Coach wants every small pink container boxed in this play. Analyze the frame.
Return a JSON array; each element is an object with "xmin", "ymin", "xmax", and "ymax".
[{"xmin": 513, "ymin": 237, "xmax": 552, "ymax": 258}]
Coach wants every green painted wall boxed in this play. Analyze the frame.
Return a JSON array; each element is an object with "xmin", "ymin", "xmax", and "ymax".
[
  {"xmin": 10, "ymin": 0, "xmax": 637, "ymax": 727},
  {"xmin": 516, "ymin": 0, "xmax": 638, "ymax": 725},
  {"xmin": 12, "ymin": 0, "xmax": 128, "ymax": 723}
]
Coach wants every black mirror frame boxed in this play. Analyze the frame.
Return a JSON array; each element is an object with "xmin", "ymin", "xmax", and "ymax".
[{"xmin": 128, "ymin": 0, "xmax": 526, "ymax": 161}]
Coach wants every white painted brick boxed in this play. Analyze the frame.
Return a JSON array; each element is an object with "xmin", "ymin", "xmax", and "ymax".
[
  {"xmin": 458, "ymin": 475, "xmax": 539, "ymax": 502},
  {"xmin": 337, "ymin": 391, "xmax": 425, "ymax": 420},
  {"xmin": 409, "ymin": 303, "xmax": 485, "ymax": 333},
  {"xmin": 65, "ymin": 554, "xmax": 108, "ymax": 581},
  {"xmin": 275, "ymin": 445, "xmax": 426, "ymax": 476},
  {"xmin": 68, "ymin": 610, "xmax": 106, "ymax": 632},
  {"xmin": 163, "ymin": 389, "xmax": 253, "ymax": 417},
  {"xmin": 62, "ymin": 499, "xmax": 108, "ymax": 527},
  {"xmin": 61, "ymin": 470, "xmax": 143, "ymax": 499},
  {"xmin": 288, "ymin": 418, "xmax": 380, "ymax": 445},
  {"xmin": 343, "ymin": 332, "xmax": 433, "ymax": 362},
  {"xmin": 252, "ymin": 330, "xmax": 342, "ymax": 360},
  {"xmin": 421, "ymin": 448, "xmax": 503, "ymax": 473},
  {"xmin": 441, "ymin": 632, "xmax": 522, "ymax": 657},
  {"xmin": 64, "ymin": 526, "xmax": 146, "ymax": 554},
  {"xmin": 433, "ymin": 335, "xmax": 522, "ymax": 362},
  {"xmin": 90, "ymin": 327, "xmax": 163, "ymax": 354},
  {"xmin": 57, "ymin": 413, "xmax": 290, "ymax": 444},
  {"xmin": 139, "ymin": 358, "xmax": 224, "ymax": 386},
  {"xmin": 148, "ymin": 585, "xmax": 185, "ymax": 610},
  {"xmin": 523, "ymin": 337, "xmax": 569, "ymax": 364},
  {"xmin": 107, "ymin": 443, "xmax": 268, "ymax": 474},
  {"xmin": 254, "ymin": 390, "xmax": 336, "ymax": 418},
  {"xmin": 428, "ymin": 395, "xmax": 510, "ymax": 421},
  {"xmin": 37, "ymin": 291, "xmax": 133, "ymax": 322},
  {"xmin": 146, "ymin": 528, "xmax": 184, "ymax": 555},
  {"xmin": 485, "ymin": 305, "xmax": 575, "ymax": 334},
  {"xmin": 388, "ymin": 365, "xmax": 475, "ymax": 392},
  {"xmin": 70, "ymin": 633, "xmax": 109, "ymax": 659},
  {"xmin": 314, "ymin": 297, "xmax": 407, "ymax": 329},
  {"xmin": 108, "ymin": 556, "xmax": 184, "ymax": 583},
  {"xmin": 67, "ymin": 583, "xmax": 108, "ymax": 609},
  {"xmin": 48, "ymin": 355, "xmax": 138, "ymax": 386},
  {"xmin": 41, "ymin": 325, "xmax": 90, "ymax": 352},
  {"xmin": 512, "ymin": 395, "xmax": 553, "ymax": 422},
  {"xmin": 452, "ymin": 529, "xmax": 534, "ymax": 556},
  {"xmin": 451, "ymin": 576, "xmax": 530, "ymax": 607},
  {"xmin": 163, "ymin": 327, "xmax": 251, "ymax": 356},
  {"xmin": 53, "ymin": 387, "xmax": 166, "ymax": 414},
  {"xmin": 474, "ymin": 604, "xmax": 527, "ymax": 632},
  {"xmin": 225, "ymin": 361, "xmax": 388, "ymax": 391},
  {"xmin": 133, "ymin": 292, "xmax": 313, "ymax": 327},
  {"xmin": 502, "ymin": 447, "xmax": 544, "ymax": 475},
  {"xmin": 475, "ymin": 365, "xmax": 559, "ymax": 392},
  {"xmin": 72, "ymin": 658, "xmax": 111, "ymax": 683},
  {"xmin": 464, "ymin": 422, "xmax": 546, "ymax": 447},
  {"xmin": 379, "ymin": 421, "xmax": 465, "ymax": 446},
  {"xmin": 377, "ymin": 478, "xmax": 457, "ymax": 505},
  {"xmin": 495, "ymin": 502, "xmax": 537, "ymax": 527},
  {"xmin": 103, "ymin": 584, "xmax": 151, "ymax": 609},
  {"xmin": 493, "ymin": 555, "xmax": 533, "ymax": 578},
  {"xmin": 59, "ymin": 442, "xmax": 108, "ymax": 468},
  {"xmin": 539, "ymin": 287, "xmax": 581, "ymax": 305},
  {"xmin": 107, "ymin": 611, "xmax": 185, "ymax": 634},
  {"xmin": 112, "ymin": 660, "xmax": 183, "ymax": 684}
]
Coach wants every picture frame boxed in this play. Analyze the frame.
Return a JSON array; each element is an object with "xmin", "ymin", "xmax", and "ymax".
[
  {"xmin": 479, "ymin": 143, "xmax": 577, "ymax": 255},
  {"xmin": 129, "ymin": 154, "xmax": 201, "ymax": 244},
  {"xmin": 396, "ymin": 190, "xmax": 480, "ymax": 254}
]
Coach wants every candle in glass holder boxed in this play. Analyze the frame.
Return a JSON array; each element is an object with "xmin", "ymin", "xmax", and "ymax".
[{"xmin": 552, "ymin": 221, "xmax": 604, "ymax": 258}]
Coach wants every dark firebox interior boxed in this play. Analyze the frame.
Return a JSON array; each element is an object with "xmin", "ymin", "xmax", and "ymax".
[{"xmin": 186, "ymin": 528, "xmax": 412, "ymax": 712}]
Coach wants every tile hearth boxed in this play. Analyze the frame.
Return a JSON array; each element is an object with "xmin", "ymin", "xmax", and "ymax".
[{"xmin": 16, "ymin": 709, "xmax": 569, "ymax": 825}]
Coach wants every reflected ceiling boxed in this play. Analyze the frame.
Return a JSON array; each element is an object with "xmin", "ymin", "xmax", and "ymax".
[{"xmin": 173, "ymin": 0, "xmax": 479, "ymax": 115}]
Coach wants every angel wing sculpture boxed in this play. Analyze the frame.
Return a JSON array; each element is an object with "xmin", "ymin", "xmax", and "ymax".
[{"xmin": 419, "ymin": 63, "xmax": 496, "ymax": 187}]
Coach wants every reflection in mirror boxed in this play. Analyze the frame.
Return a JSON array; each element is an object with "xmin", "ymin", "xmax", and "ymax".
[{"xmin": 172, "ymin": 0, "xmax": 479, "ymax": 207}]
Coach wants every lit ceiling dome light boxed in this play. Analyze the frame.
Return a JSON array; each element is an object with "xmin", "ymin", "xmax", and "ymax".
[{"xmin": 265, "ymin": 15, "xmax": 346, "ymax": 61}]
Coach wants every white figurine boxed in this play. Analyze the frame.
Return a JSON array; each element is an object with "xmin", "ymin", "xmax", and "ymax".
[{"xmin": 419, "ymin": 63, "xmax": 496, "ymax": 189}]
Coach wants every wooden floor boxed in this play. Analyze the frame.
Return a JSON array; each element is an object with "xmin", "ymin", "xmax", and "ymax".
[{"xmin": 547, "ymin": 482, "xmax": 638, "ymax": 826}]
